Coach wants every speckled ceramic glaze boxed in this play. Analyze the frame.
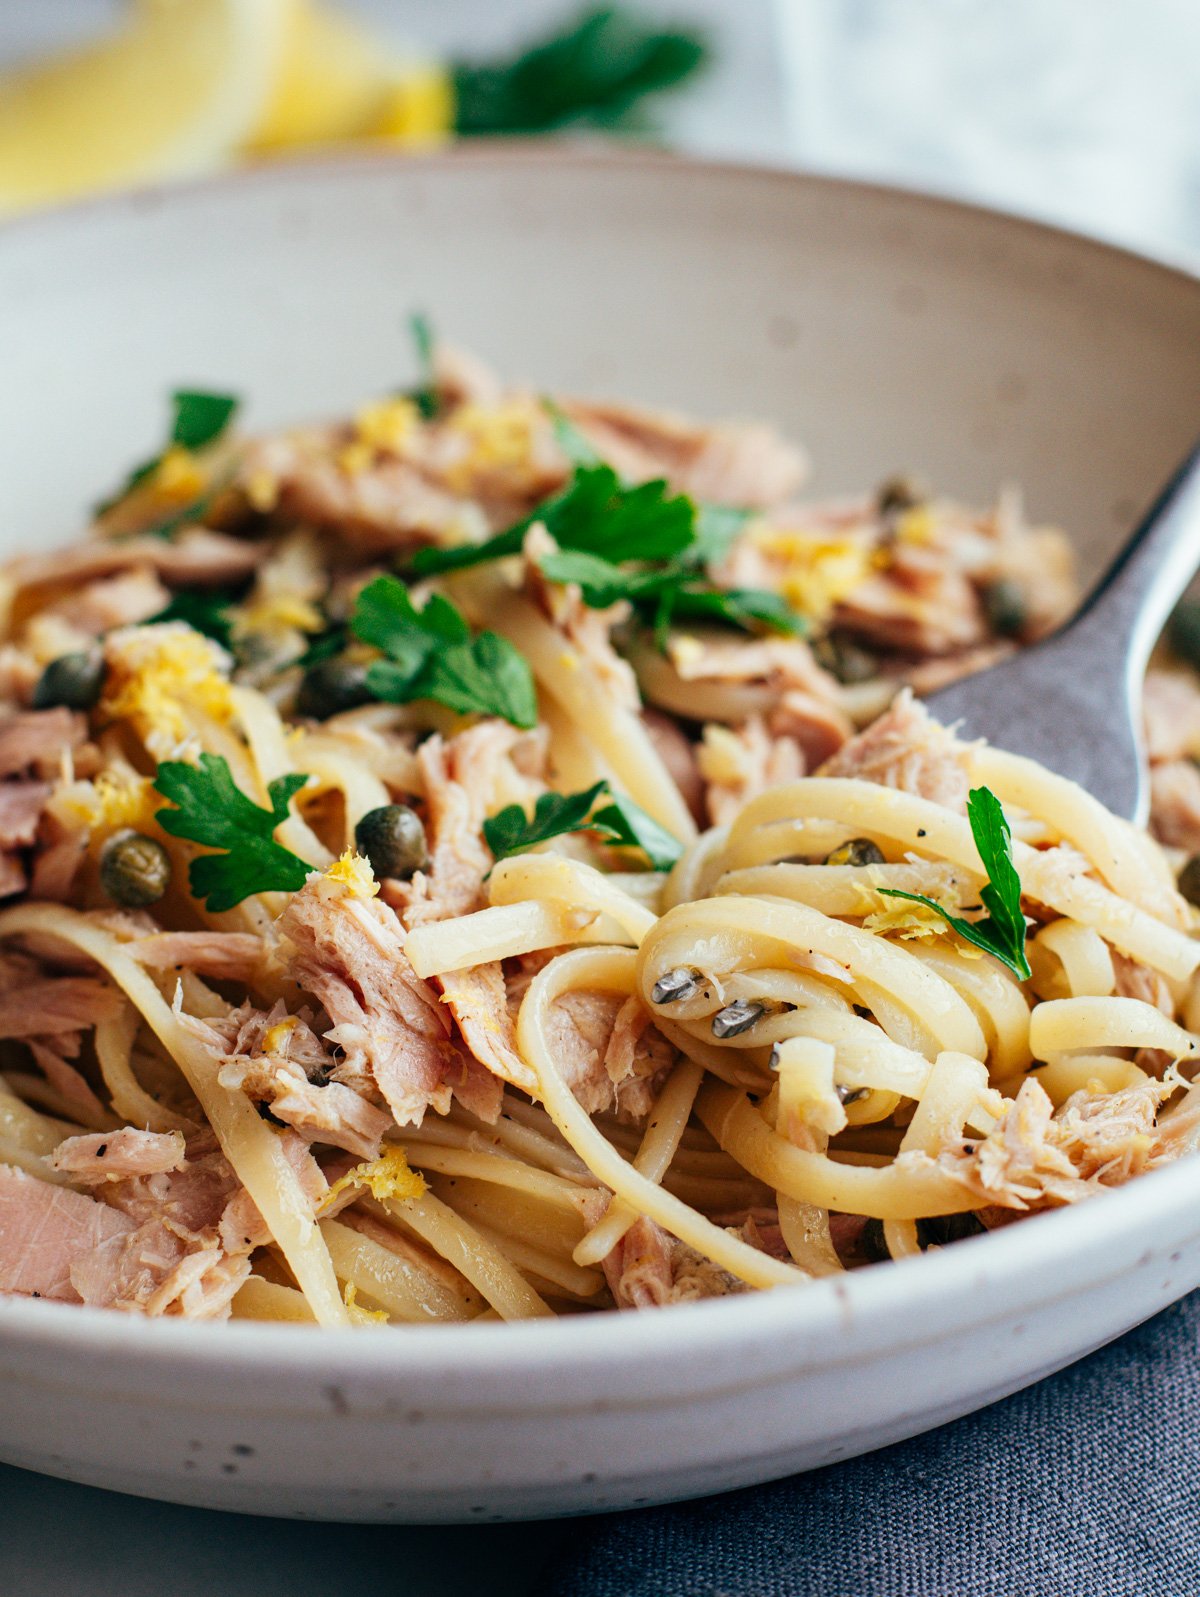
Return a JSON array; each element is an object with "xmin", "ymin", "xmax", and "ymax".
[{"xmin": 0, "ymin": 149, "xmax": 1199, "ymax": 1523}]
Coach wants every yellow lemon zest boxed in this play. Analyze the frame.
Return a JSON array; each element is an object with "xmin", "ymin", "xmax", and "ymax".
[
  {"xmin": 324, "ymin": 849, "xmax": 379, "ymax": 900},
  {"xmin": 895, "ymin": 506, "xmax": 939, "ymax": 547},
  {"xmin": 237, "ymin": 592, "xmax": 324, "ymax": 637},
  {"xmin": 354, "ymin": 397, "xmax": 419, "ymax": 455},
  {"xmin": 262, "ymin": 1016, "xmax": 299, "ymax": 1056},
  {"xmin": 322, "ymin": 1146, "xmax": 426, "ymax": 1212},
  {"xmin": 101, "ymin": 624, "xmax": 233, "ymax": 751},
  {"xmin": 861, "ymin": 899, "xmax": 955, "ymax": 942},
  {"xmin": 443, "ymin": 402, "xmax": 537, "ymax": 491},
  {"xmin": 774, "ymin": 540, "xmax": 872, "ymax": 625},
  {"xmin": 151, "ymin": 444, "xmax": 206, "ymax": 503},
  {"xmin": 244, "ymin": 469, "xmax": 280, "ymax": 513},
  {"xmin": 59, "ymin": 769, "xmax": 157, "ymax": 845},
  {"xmin": 336, "ymin": 440, "xmax": 374, "ymax": 477},
  {"xmin": 343, "ymin": 1281, "xmax": 390, "ymax": 1325}
]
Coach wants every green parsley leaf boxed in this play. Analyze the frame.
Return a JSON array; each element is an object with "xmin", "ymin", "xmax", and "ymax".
[
  {"xmin": 153, "ymin": 753, "xmax": 311, "ymax": 913},
  {"xmin": 686, "ymin": 503, "xmax": 754, "ymax": 568},
  {"xmin": 547, "ymin": 468, "xmax": 695, "ymax": 563},
  {"xmin": 452, "ymin": 7, "xmax": 708, "ymax": 136},
  {"xmin": 147, "ymin": 588, "xmax": 236, "ymax": 648},
  {"xmin": 412, "ymin": 460, "xmax": 696, "ymax": 578},
  {"xmin": 878, "ymin": 786, "xmax": 1031, "ymax": 979},
  {"xmin": 483, "ymin": 777, "xmax": 682, "ymax": 871},
  {"xmin": 355, "ymin": 577, "xmax": 468, "ymax": 681},
  {"xmin": 413, "ymin": 629, "xmax": 538, "ymax": 728},
  {"xmin": 536, "ymin": 547, "xmax": 805, "ymax": 645},
  {"xmin": 293, "ymin": 623, "xmax": 347, "ymax": 670},
  {"xmin": 406, "ymin": 312, "xmax": 440, "ymax": 420},
  {"xmin": 170, "ymin": 390, "xmax": 240, "ymax": 452},
  {"xmin": 484, "ymin": 780, "xmax": 609, "ymax": 862},
  {"xmin": 543, "ymin": 398, "xmax": 603, "ymax": 468},
  {"xmin": 97, "ymin": 388, "xmax": 239, "ymax": 515},
  {"xmin": 655, "ymin": 584, "xmax": 808, "ymax": 639},
  {"xmin": 590, "ymin": 791, "xmax": 683, "ymax": 871},
  {"xmin": 351, "ymin": 575, "xmax": 537, "ymax": 728},
  {"xmin": 537, "ymin": 549, "xmax": 673, "ymax": 608}
]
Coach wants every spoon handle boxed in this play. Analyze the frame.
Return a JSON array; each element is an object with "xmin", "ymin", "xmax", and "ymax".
[{"xmin": 1066, "ymin": 442, "xmax": 1200, "ymax": 675}]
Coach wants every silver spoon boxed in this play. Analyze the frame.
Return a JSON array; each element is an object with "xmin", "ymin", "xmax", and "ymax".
[{"xmin": 925, "ymin": 446, "xmax": 1200, "ymax": 822}]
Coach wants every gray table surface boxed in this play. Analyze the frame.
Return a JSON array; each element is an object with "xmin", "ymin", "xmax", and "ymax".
[{"xmin": 0, "ymin": 1462, "xmax": 577, "ymax": 1596}]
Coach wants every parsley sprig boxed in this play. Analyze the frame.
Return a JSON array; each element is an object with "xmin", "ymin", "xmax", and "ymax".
[
  {"xmin": 452, "ymin": 7, "xmax": 708, "ymax": 136},
  {"xmin": 147, "ymin": 587, "xmax": 239, "ymax": 648},
  {"xmin": 351, "ymin": 576, "xmax": 537, "ymax": 728},
  {"xmin": 405, "ymin": 312, "xmax": 440, "ymax": 420},
  {"xmin": 537, "ymin": 547, "xmax": 805, "ymax": 646},
  {"xmin": 97, "ymin": 388, "xmax": 239, "ymax": 516},
  {"xmin": 483, "ymin": 778, "xmax": 682, "ymax": 871},
  {"xmin": 153, "ymin": 754, "xmax": 311, "ymax": 913},
  {"xmin": 412, "ymin": 451, "xmax": 696, "ymax": 579},
  {"xmin": 878, "ymin": 786, "xmax": 1031, "ymax": 979},
  {"xmin": 412, "ymin": 405, "xmax": 800, "ymax": 645}
]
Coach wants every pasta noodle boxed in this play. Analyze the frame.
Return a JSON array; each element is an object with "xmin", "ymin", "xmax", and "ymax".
[{"xmin": 1, "ymin": 341, "xmax": 1198, "ymax": 1328}]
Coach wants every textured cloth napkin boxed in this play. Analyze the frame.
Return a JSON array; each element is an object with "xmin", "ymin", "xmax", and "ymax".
[{"xmin": 534, "ymin": 1292, "xmax": 1200, "ymax": 1597}]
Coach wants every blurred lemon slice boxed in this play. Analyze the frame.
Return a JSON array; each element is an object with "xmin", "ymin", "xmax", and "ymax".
[
  {"xmin": 0, "ymin": 0, "xmax": 291, "ymax": 214},
  {"xmin": 251, "ymin": 0, "xmax": 453, "ymax": 151},
  {"xmin": 251, "ymin": 0, "xmax": 391, "ymax": 149}
]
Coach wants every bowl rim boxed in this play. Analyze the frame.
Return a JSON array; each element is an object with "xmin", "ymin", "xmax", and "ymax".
[
  {"xmin": 1, "ymin": 1154, "xmax": 1197, "ymax": 1385},
  {"xmin": 2, "ymin": 136, "xmax": 1200, "ymax": 290},
  {"xmin": 0, "ymin": 143, "xmax": 1198, "ymax": 1382}
]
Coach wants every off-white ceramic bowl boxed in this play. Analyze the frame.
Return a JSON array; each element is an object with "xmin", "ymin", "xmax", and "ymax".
[{"xmin": 1, "ymin": 148, "xmax": 1199, "ymax": 1523}]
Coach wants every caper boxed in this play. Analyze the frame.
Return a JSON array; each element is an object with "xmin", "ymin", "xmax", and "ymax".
[
  {"xmin": 99, "ymin": 830, "xmax": 171, "ymax": 907},
  {"xmin": 876, "ymin": 473, "xmax": 926, "ymax": 518},
  {"xmin": 1168, "ymin": 600, "xmax": 1200, "ymax": 671},
  {"xmin": 813, "ymin": 632, "xmax": 878, "ymax": 686},
  {"xmin": 1178, "ymin": 855, "xmax": 1200, "ymax": 907},
  {"xmin": 297, "ymin": 657, "xmax": 374, "ymax": 720},
  {"xmin": 916, "ymin": 1213, "xmax": 986, "ymax": 1250},
  {"xmin": 823, "ymin": 838, "xmax": 885, "ymax": 867},
  {"xmin": 651, "ymin": 967, "xmax": 703, "ymax": 1005},
  {"xmin": 981, "ymin": 577, "xmax": 1028, "ymax": 639},
  {"xmin": 32, "ymin": 650, "xmax": 105, "ymax": 711},
  {"xmin": 711, "ymin": 999, "xmax": 766, "ymax": 1039},
  {"xmin": 354, "ymin": 804, "xmax": 429, "ymax": 881}
]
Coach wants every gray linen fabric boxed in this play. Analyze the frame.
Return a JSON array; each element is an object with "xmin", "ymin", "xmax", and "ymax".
[{"xmin": 535, "ymin": 1293, "xmax": 1200, "ymax": 1597}]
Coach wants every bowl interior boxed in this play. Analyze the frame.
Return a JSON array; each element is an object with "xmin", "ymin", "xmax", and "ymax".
[{"xmin": 1, "ymin": 146, "xmax": 1199, "ymax": 579}]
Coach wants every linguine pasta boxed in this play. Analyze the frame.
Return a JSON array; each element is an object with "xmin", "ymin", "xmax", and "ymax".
[{"xmin": 1, "ymin": 337, "xmax": 1199, "ymax": 1328}]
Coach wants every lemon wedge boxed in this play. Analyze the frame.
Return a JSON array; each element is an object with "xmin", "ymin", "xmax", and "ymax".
[
  {"xmin": 251, "ymin": 0, "xmax": 393, "ymax": 149},
  {"xmin": 0, "ymin": 0, "xmax": 291, "ymax": 214},
  {"xmin": 250, "ymin": 0, "xmax": 453, "ymax": 151}
]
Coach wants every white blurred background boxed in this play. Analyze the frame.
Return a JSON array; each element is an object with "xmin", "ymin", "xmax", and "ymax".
[{"xmin": 3, "ymin": 0, "xmax": 1199, "ymax": 256}]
